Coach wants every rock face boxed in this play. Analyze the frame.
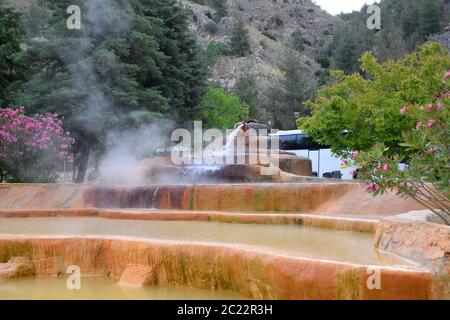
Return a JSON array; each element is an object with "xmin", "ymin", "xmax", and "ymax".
[
  {"xmin": 181, "ymin": 0, "xmax": 343, "ymax": 102},
  {"xmin": 431, "ymin": 31, "xmax": 450, "ymax": 51},
  {"xmin": 278, "ymin": 154, "xmax": 312, "ymax": 176},
  {"xmin": 0, "ymin": 257, "xmax": 35, "ymax": 281},
  {"xmin": 0, "ymin": 235, "xmax": 444, "ymax": 300},
  {"xmin": 375, "ymin": 211, "xmax": 450, "ymax": 275}
]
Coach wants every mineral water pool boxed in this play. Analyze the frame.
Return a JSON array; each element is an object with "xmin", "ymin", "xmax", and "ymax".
[
  {"xmin": 0, "ymin": 217, "xmax": 414, "ymax": 266},
  {"xmin": 0, "ymin": 277, "xmax": 246, "ymax": 300}
]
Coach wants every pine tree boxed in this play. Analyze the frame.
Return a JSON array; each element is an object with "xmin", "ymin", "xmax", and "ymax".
[
  {"xmin": 230, "ymin": 16, "xmax": 251, "ymax": 57},
  {"xmin": 266, "ymin": 49, "xmax": 311, "ymax": 130},
  {"xmin": 234, "ymin": 74, "xmax": 260, "ymax": 118},
  {"xmin": 14, "ymin": 0, "xmax": 207, "ymax": 182},
  {"xmin": 332, "ymin": 29, "xmax": 360, "ymax": 74},
  {"xmin": 0, "ymin": 4, "xmax": 25, "ymax": 106},
  {"xmin": 208, "ymin": 0, "xmax": 228, "ymax": 19},
  {"xmin": 418, "ymin": 0, "xmax": 442, "ymax": 38},
  {"xmin": 289, "ymin": 27, "xmax": 305, "ymax": 52},
  {"xmin": 328, "ymin": 0, "xmax": 449, "ymax": 72}
]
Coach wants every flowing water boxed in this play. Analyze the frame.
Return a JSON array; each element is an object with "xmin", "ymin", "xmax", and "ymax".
[
  {"xmin": 0, "ymin": 277, "xmax": 245, "ymax": 300},
  {"xmin": 224, "ymin": 124, "xmax": 244, "ymax": 156},
  {"xmin": 150, "ymin": 186, "xmax": 159, "ymax": 209},
  {"xmin": 0, "ymin": 217, "xmax": 415, "ymax": 266}
]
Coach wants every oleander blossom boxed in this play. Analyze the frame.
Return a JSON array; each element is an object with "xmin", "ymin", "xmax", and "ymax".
[
  {"xmin": 368, "ymin": 182, "xmax": 379, "ymax": 192},
  {"xmin": 0, "ymin": 107, "xmax": 75, "ymax": 163},
  {"xmin": 428, "ymin": 119, "xmax": 436, "ymax": 128}
]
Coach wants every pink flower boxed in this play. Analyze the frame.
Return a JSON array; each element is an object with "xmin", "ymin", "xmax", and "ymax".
[
  {"xmin": 428, "ymin": 119, "xmax": 436, "ymax": 128},
  {"xmin": 436, "ymin": 102, "xmax": 443, "ymax": 110},
  {"xmin": 427, "ymin": 103, "xmax": 434, "ymax": 110},
  {"xmin": 352, "ymin": 150, "xmax": 360, "ymax": 159},
  {"xmin": 416, "ymin": 121, "xmax": 424, "ymax": 130},
  {"xmin": 445, "ymin": 71, "xmax": 450, "ymax": 79},
  {"xmin": 428, "ymin": 147, "xmax": 437, "ymax": 155},
  {"xmin": 368, "ymin": 182, "xmax": 379, "ymax": 192},
  {"xmin": 383, "ymin": 164, "xmax": 390, "ymax": 171},
  {"xmin": 400, "ymin": 107, "xmax": 407, "ymax": 114}
]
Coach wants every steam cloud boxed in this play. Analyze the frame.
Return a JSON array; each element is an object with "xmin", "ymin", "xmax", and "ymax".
[{"xmin": 98, "ymin": 122, "xmax": 175, "ymax": 185}]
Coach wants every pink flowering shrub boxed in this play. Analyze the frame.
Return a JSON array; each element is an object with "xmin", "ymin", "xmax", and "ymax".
[
  {"xmin": 348, "ymin": 72, "xmax": 450, "ymax": 225},
  {"xmin": 0, "ymin": 107, "xmax": 74, "ymax": 182}
]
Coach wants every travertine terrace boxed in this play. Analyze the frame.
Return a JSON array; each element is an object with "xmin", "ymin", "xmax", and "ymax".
[{"xmin": 0, "ymin": 183, "xmax": 448, "ymax": 300}]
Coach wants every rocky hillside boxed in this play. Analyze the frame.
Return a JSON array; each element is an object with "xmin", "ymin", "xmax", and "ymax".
[{"xmin": 183, "ymin": 0, "xmax": 342, "ymax": 92}]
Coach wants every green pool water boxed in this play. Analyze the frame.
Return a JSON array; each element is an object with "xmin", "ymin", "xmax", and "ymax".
[
  {"xmin": 0, "ymin": 277, "xmax": 245, "ymax": 300},
  {"xmin": 0, "ymin": 217, "xmax": 415, "ymax": 266}
]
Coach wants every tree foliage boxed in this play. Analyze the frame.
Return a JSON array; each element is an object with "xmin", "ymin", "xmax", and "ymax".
[
  {"xmin": 198, "ymin": 87, "xmax": 249, "ymax": 129},
  {"xmin": 0, "ymin": 4, "xmax": 25, "ymax": 106},
  {"xmin": 203, "ymin": 40, "xmax": 231, "ymax": 66},
  {"xmin": 234, "ymin": 73, "xmax": 260, "ymax": 119},
  {"xmin": 208, "ymin": 0, "xmax": 228, "ymax": 19},
  {"xmin": 267, "ymin": 48, "xmax": 311, "ymax": 130},
  {"xmin": 300, "ymin": 43, "xmax": 450, "ymax": 159},
  {"xmin": 0, "ymin": 107, "xmax": 74, "ymax": 182},
  {"xmin": 230, "ymin": 15, "xmax": 251, "ymax": 57},
  {"xmin": 348, "ymin": 73, "xmax": 450, "ymax": 225},
  {"xmin": 13, "ymin": 0, "xmax": 207, "ymax": 182},
  {"xmin": 328, "ymin": 0, "xmax": 449, "ymax": 74}
]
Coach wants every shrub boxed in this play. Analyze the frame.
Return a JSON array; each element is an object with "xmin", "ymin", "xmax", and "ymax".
[
  {"xmin": 204, "ymin": 21, "xmax": 219, "ymax": 35},
  {"xmin": 0, "ymin": 107, "xmax": 74, "ymax": 182},
  {"xmin": 301, "ymin": 43, "xmax": 450, "ymax": 159},
  {"xmin": 262, "ymin": 31, "xmax": 278, "ymax": 42},
  {"xmin": 347, "ymin": 71, "xmax": 450, "ymax": 225},
  {"xmin": 204, "ymin": 41, "xmax": 231, "ymax": 65}
]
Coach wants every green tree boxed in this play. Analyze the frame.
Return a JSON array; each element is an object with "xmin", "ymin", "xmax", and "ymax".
[
  {"xmin": 204, "ymin": 40, "xmax": 231, "ymax": 66},
  {"xmin": 267, "ymin": 49, "xmax": 311, "ymax": 130},
  {"xmin": 418, "ymin": 0, "xmax": 442, "ymax": 39},
  {"xmin": 300, "ymin": 43, "xmax": 450, "ymax": 158},
  {"xmin": 208, "ymin": 0, "xmax": 228, "ymax": 19},
  {"xmin": 289, "ymin": 27, "xmax": 305, "ymax": 52},
  {"xmin": 234, "ymin": 74, "xmax": 260, "ymax": 118},
  {"xmin": 349, "ymin": 75, "xmax": 450, "ymax": 225},
  {"xmin": 328, "ymin": 0, "xmax": 449, "ymax": 72},
  {"xmin": 0, "ymin": 4, "xmax": 25, "ymax": 106},
  {"xmin": 14, "ymin": 0, "xmax": 207, "ymax": 182},
  {"xmin": 230, "ymin": 16, "xmax": 251, "ymax": 57},
  {"xmin": 198, "ymin": 87, "xmax": 249, "ymax": 129}
]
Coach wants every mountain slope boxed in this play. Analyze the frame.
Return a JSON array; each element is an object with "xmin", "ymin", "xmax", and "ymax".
[{"xmin": 182, "ymin": 0, "xmax": 342, "ymax": 106}]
